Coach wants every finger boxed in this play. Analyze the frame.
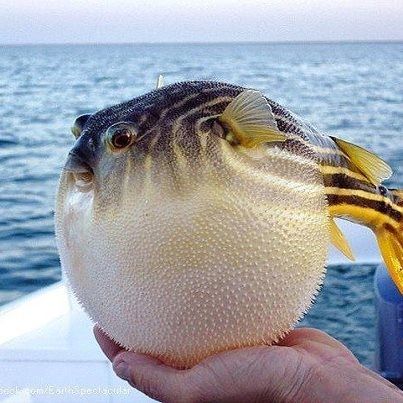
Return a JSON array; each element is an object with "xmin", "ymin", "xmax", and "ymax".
[
  {"xmin": 280, "ymin": 328, "xmax": 324, "ymax": 343},
  {"xmin": 280, "ymin": 328, "xmax": 358, "ymax": 363},
  {"xmin": 93, "ymin": 325, "xmax": 124, "ymax": 362},
  {"xmin": 113, "ymin": 352, "xmax": 190, "ymax": 402},
  {"xmin": 280, "ymin": 327, "xmax": 342, "ymax": 348}
]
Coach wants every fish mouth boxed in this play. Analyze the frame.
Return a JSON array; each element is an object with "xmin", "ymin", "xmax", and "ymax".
[
  {"xmin": 64, "ymin": 150, "xmax": 93, "ymax": 173},
  {"xmin": 64, "ymin": 151, "xmax": 94, "ymax": 192}
]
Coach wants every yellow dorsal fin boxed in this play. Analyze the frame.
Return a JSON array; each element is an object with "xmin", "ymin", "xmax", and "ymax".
[
  {"xmin": 155, "ymin": 74, "xmax": 164, "ymax": 89},
  {"xmin": 330, "ymin": 218, "xmax": 355, "ymax": 261},
  {"xmin": 332, "ymin": 137, "xmax": 392, "ymax": 185},
  {"xmin": 219, "ymin": 90, "xmax": 286, "ymax": 148}
]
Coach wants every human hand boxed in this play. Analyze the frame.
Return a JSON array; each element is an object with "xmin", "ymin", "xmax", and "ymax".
[{"xmin": 94, "ymin": 326, "xmax": 403, "ymax": 403}]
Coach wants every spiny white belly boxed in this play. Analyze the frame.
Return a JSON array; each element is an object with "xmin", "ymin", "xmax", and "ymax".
[{"xmin": 55, "ymin": 144, "xmax": 329, "ymax": 368}]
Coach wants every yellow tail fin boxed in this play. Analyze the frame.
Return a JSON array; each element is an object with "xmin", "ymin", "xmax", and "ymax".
[{"xmin": 376, "ymin": 224, "xmax": 403, "ymax": 294}]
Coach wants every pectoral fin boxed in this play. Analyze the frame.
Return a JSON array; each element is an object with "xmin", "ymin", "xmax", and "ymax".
[
  {"xmin": 330, "ymin": 218, "xmax": 355, "ymax": 261},
  {"xmin": 220, "ymin": 90, "xmax": 287, "ymax": 148},
  {"xmin": 332, "ymin": 137, "xmax": 392, "ymax": 185}
]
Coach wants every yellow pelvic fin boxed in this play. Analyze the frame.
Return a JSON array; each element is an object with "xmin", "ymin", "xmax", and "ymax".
[
  {"xmin": 332, "ymin": 137, "xmax": 392, "ymax": 186},
  {"xmin": 376, "ymin": 226, "xmax": 403, "ymax": 294},
  {"xmin": 219, "ymin": 90, "xmax": 287, "ymax": 148},
  {"xmin": 329, "ymin": 218, "xmax": 355, "ymax": 261}
]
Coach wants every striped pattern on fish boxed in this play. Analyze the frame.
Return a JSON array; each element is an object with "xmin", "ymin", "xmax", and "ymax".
[{"xmin": 70, "ymin": 80, "xmax": 403, "ymax": 293}]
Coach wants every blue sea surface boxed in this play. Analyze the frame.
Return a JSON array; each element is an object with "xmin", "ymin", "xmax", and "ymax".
[{"xmin": 0, "ymin": 43, "xmax": 402, "ymax": 367}]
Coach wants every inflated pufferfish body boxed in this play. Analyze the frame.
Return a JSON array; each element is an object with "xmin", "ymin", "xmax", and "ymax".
[{"xmin": 55, "ymin": 81, "xmax": 403, "ymax": 369}]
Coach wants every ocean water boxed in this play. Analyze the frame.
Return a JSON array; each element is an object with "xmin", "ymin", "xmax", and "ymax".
[{"xmin": 0, "ymin": 42, "xmax": 402, "ymax": 367}]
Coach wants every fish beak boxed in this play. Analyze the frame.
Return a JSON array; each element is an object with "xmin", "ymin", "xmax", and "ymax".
[
  {"xmin": 63, "ymin": 135, "xmax": 95, "ymax": 174},
  {"xmin": 64, "ymin": 149, "xmax": 94, "ymax": 192},
  {"xmin": 64, "ymin": 151, "xmax": 93, "ymax": 174}
]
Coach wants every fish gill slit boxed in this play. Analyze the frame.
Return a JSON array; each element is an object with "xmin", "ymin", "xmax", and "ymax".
[{"xmin": 170, "ymin": 96, "xmax": 233, "ymax": 136}]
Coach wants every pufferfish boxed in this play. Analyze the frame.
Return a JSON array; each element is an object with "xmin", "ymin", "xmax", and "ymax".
[{"xmin": 55, "ymin": 80, "xmax": 403, "ymax": 369}]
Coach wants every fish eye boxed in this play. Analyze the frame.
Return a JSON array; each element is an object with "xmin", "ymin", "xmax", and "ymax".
[
  {"xmin": 378, "ymin": 185, "xmax": 388, "ymax": 196},
  {"xmin": 106, "ymin": 122, "xmax": 137, "ymax": 151},
  {"xmin": 112, "ymin": 129, "xmax": 132, "ymax": 148}
]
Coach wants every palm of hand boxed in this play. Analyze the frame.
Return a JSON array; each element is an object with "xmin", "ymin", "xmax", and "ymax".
[
  {"xmin": 179, "ymin": 329, "xmax": 358, "ymax": 402},
  {"xmin": 94, "ymin": 327, "xmax": 402, "ymax": 403}
]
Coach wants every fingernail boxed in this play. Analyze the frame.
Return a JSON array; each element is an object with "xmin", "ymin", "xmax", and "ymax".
[{"xmin": 114, "ymin": 360, "xmax": 129, "ymax": 380}]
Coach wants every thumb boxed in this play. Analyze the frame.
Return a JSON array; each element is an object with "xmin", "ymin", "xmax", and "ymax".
[{"xmin": 113, "ymin": 352, "xmax": 192, "ymax": 402}]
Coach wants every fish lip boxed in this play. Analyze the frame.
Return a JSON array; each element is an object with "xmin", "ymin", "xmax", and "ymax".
[
  {"xmin": 64, "ymin": 151, "xmax": 94, "ymax": 174},
  {"xmin": 63, "ymin": 151, "xmax": 95, "ymax": 192}
]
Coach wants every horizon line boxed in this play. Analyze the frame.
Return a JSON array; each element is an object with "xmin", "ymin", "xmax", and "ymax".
[{"xmin": 1, "ymin": 39, "xmax": 402, "ymax": 47}]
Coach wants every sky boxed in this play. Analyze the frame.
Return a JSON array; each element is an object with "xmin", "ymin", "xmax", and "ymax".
[{"xmin": 1, "ymin": 0, "xmax": 403, "ymax": 44}]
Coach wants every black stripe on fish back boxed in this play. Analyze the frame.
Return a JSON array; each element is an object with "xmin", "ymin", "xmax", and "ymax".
[
  {"xmin": 323, "ymin": 172, "xmax": 376, "ymax": 193},
  {"xmin": 267, "ymin": 106, "xmax": 358, "ymax": 170},
  {"xmin": 85, "ymin": 81, "xmax": 243, "ymax": 138},
  {"xmin": 147, "ymin": 94, "xmax": 240, "ymax": 163},
  {"xmin": 310, "ymin": 133, "xmax": 354, "ymax": 169},
  {"xmin": 326, "ymin": 193, "xmax": 402, "ymax": 223}
]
